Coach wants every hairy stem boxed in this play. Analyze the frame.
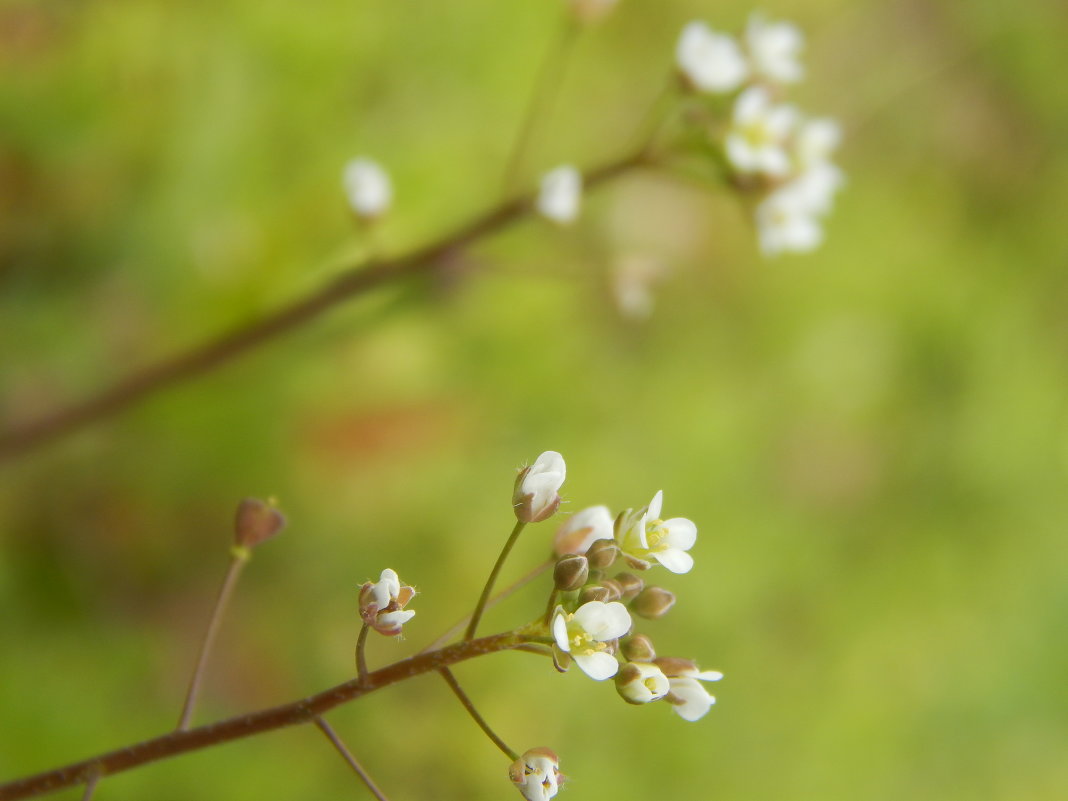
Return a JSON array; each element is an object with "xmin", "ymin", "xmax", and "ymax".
[
  {"xmin": 465, "ymin": 521, "xmax": 526, "ymax": 641},
  {"xmin": 176, "ymin": 550, "xmax": 249, "ymax": 731},
  {"xmin": 314, "ymin": 716, "xmax": 391, "ymax": 801},
  {"xmin": 438, "ymin": 668, "xmax": 518, "ymax": 761},
  {"xmin": 0, "ymin": 150, "xmax": 650, "ymax": 462},
  {"xmin": 0, "ymin": 631, "xmax": 524, "ymax": 801}
]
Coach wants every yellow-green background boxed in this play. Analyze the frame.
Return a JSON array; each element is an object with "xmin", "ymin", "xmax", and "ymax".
[{"xmin": 2, "ymin": 0, "xmax": 1066, "ymax": 799}]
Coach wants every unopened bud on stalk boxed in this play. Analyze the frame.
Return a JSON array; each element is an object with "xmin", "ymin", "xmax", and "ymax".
[
  {"xmin": 553, "ymin": 554, "xmax": 589, "ymax": 592},
  {"xmin": 585, "ymin": 538, "xmax": 619, "ymax": 569},
  {"xmin": 579, "ymin": 585, "xmax": 611, "ymax": 604},
  {"xmin": 233, "ymin": 497, "xmax": 287, "ymax": 552},
  {"xmin": 632, "ymin": 586, "xmax": 676, "ymax": 620},
  {"xmin": 621, "ymin": 633, "xmax": 657, "ymax": 662},
  {"xmin": 599, "ymin": 578, "xmax": 624, "ymax": 602},
  {"xmin": 614, "ymin": 572, "xmax": 644, "ymax": 600},
  {"xmin": 358, "ymin": 568, "xmax": 416, "ymax": 637},
  {"xmin": 615, "ymin": 661, "xmax": 670, "ymax": 705},
  {"xmin": 513, "ymin": 451, "xmax": 566, "ymax": 523}
]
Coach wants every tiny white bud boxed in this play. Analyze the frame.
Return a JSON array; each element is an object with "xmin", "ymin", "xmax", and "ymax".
[
  {"xmin": 342, "ymin": 157, "xmax": 392, "ymax": 219},
  {"xmin": 536, "ymin": 166, "xmax": 582, "ymax": 225},
  {"xmin": 510, "ymin": 747, "xmax": 563, "ymax": 801},
  {"xmin": 513, "ymin": 451, "xmax": 566, "ymax": 523}
]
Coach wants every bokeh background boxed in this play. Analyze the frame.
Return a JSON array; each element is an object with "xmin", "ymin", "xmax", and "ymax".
[{"xmin": 2, "ymin": 0, "xmax": 1067, "ymax": 799}]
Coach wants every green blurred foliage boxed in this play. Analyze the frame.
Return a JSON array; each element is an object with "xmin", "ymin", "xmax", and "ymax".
[{"xmin": 2, "ymin": 0, "xmax": 1067, "ymax": 799}]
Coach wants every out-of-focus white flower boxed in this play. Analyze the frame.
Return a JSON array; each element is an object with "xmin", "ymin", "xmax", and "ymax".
[
  {"xmin": 358, "ymin": 568, "xmax": 416, "ymax": 636},
  {"xmin": 795, "ymin": 117, "xmax": 841, "ymax": 168},
  {"xmin": 509, "ymin": 747, "xmax": 563, "ymax": 801},
  {"xmin": 537, "ymin": 166, "xmax": 582, "ymax": 224},
  {"xmin": 554, "ymin": 505, "xmax": 614, "ymax": 556},
  {"xmin": 755, "ymin": 183, "xmax": 824, "ymax": 257},
  {"xmin": 745, "ymin": 13, "xmax": 804, "ymax": 84},
  {"xmin": 615, "ymin": 661, "xmax": 671, "ymax": 704},
  {"xmin": 342, "ymin": 157, "xmax": 392, "ymax": 219},
  {"xmin": 514, "ymin": 451, "xmax": 567, "ymax": 523},
  {"xmin": 567, "ymin": 0, "xmax": 618, "ymax": 24},
  {"xmin": 615, "ymin": 491, "xmax": 697, "ymax": 574},
  {"xmin": 552, "ymin": 601, "xmax": 632, "ymax": 680},
  {"xmin": 675, "ymin": 21, "xmax": 748, "ymax": 94},
  {"xmin": 656, "ymin": 658, "xmax": 723, "ymax": 721},
  {"xmin": 725, "ymin": 86, "xmax": 798, "ymax": 178}
]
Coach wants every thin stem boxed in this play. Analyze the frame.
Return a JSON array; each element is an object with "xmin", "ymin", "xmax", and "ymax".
[
  {"xmin": 0, "ymin": 631, "xmax": 526, "ymax": 801},
  {"xmin": 500, "ymin": 18, "xmax": 580, "ymax": 196},
  {"xmin": 629, "ymin": 74, "xmax": 681, "ymax": 156},
  {"xmin": 176, "ymin": 550, "xmax": 249, "ymax": 731},
  {"xmin": 0, "ymin": 149, "xmax": 649, "ymax": 463},
  {"xmin": 355, "ymin": 623, "xmax": 370, "ymax": 685},
  {"xmin": 464, "ymin": 521, "xmax": 526, "ymax": 641},
  {"xmin": 544, "ymin": 589, "xmax": 559, "ymax": 626},
  {"xmin": 420, "ymin": 557, "xmax": 552, "ymax": 654},
  {"xmin": 313, "ymin": 716, "xmax": 390, "ymax": 801},
  {"xmin": 78, "ymin": 775, "xmax": 99, "ymax": 801},
  {"xmin": 438, "ymin": 668, "xmax": 518, "ymax": 761}
]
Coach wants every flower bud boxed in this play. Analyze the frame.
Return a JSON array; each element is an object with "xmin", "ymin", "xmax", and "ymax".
[
  {"xmin": 631, "ymin": 586, "xmax": 676, "ymax": 620},
  {"xmin": 553, "ymin": 505, "xmax": 613, "ymax": 556},
  {"xmin": 233, "ymin": 497, "xmax": 286, "ymax": 551},
  {"xmin": 614, "ymin": 571, "xmax": 644, "ymax": 600},
  {"xmin": 513, "ymin": 451, "xmax": 566, "ymax": 523},
  {"xmin": 510, "ymin": 747, "xmax": 563, "ymax": 801},
  {"xmin": 359, "ymin": 568, "xmax": 416, "ymax": 637},
  {"xmin": 553, "ymin": 554, "xmax": 589, "ymax": 592},
  {"xmin": 598, "ymin": 578, "xmax": 623, "ymax": 602},
  {"xmin": 342, "ymin": 157, "xmax": 392, "ymax": 220},
  {"xmin": 615, "ymin": 661, "xmax": 670, "ymax": 705},
  {"xmin": 579, "ymin": 585, "xmax": 611, "ymax": 604},
  {"xmin": 621, "ymin": 633, "xmax": 657, "ymax": 663},
  {"xmin": 585, "ymin": 538, "xmax": 619, "ymax": 569}
]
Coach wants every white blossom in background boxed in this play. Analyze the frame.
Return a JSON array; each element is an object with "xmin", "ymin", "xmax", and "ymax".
[
  {"xmin": 725, "ymin": 86, "xmax": 798, "ymax": 177},
  {"xmin": 552, "ymin": 601, "xmax": 632, "ymax": 680},
  {"xmin": 514, "ymin": 451, "xmax": 567, "ymax": 523},
  {"xmin": 615, "ymin": 661, "xmax": 671, "ymax": 704},
  {"xmin": 744, "ymin": 13, "xmax": 805, "ymax": 84},
  {"xmin": 342, "ymin": 157, "xmax": 392, "ymax": 219},
  {"xmin": 536, "ymin": 166, "xmax": 582, "ymax": 224},
  {"xmin": 656, "ymin": 658, "xmax": 724, "ymax": 721},
  {"xmin": 755, "ymin": 183, "xmax": 824, "ymax": 256},
  {"xmin": 510, "ymin": 748, "xmax": 563, "ymax": 801},
  {"xmin": 358, "ymin": 568, "xmax": 416, "ymax": 636},
  {"xmin": 675, "ymin": 21, "xmax": 748, "ymax": 93},
  {"xmin": 553, "ymin": 505, "xmax": 614, "ymax": 556},
  {"xmin": 615, "ymin": 490, "xmax": 697, "ymax": 574}
]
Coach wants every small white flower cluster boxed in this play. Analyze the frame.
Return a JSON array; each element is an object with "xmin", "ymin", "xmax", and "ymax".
[
  {"xmin": 676, "ymin": 13, "xmax": 844, "ymax": 256},
  {"xmin": 548, "ymin": 488, "xmax": 723, "ymax": 722},
  {"xmin": 358, "ymin": 568, "xmax": 416, "ymax": 637}
]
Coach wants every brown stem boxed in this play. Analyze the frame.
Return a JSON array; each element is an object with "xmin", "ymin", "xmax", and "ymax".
[
  {"xmin": 0, "ymin": 151, "xmax": 649, "ymax": 463},
  {"xmin": 176, "ymin": 551, "xmax": 248, "ymax": 731},
  {"xmin": 313, "ymin": 716, "xmax": 391, "ymax": 801},
  {"xmin": 355, "ymin": 623, "xmax": 370, "ymax": 685},
  {"xmin": 438, "ymin": 667, "xmax": 518, "ymax": 761},
  {"xmin": 0, "ymin": 631, "xmax": 523, "ymax": 801}
]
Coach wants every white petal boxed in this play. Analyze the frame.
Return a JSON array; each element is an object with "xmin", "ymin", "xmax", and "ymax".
[
  {"xmin": 537, "ymin": 168, "xmax": 582, "ymax": 224},
  {"xmin": 573, "ymin": 651, "xmax": 620, "ymax": 680},
  {"xmin": 662, "ymin": 518, "xmax": 697, "ymax": 550},
  {"xmin": 647, "ymin": 490, "xmax": 664, "ymax": 522},
  {"xmin": 378, "ymin": 609, "xmax": 415, "ymax": 629},
  {"xmin": 693, "ymin": 670, "xmax": 724, "ymax": 682},
  {"xmin": 653, "ymin": 548, "xmax": 694, "ymax": 574},
  {"xmin": 733, "ymin": 86, "xmax": 769, "ymax": 124},
  {"xmin": 573, "ymin": 600, "xmax": 632, "ymax": 640},
  {"xmin": 554, "ymin": 505, "xmax": 615, "ymax": 555},
  {"xmin": 552, "ymin": 610, "xmax": 571, "ymax": 652},
  {"xmin": 670, "ymin": 677, "xmax": 716, "ymax": 721}
]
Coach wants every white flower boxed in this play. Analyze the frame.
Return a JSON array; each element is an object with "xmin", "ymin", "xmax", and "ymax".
[
  {"xmin": 342, "ymin": 157, "xmax": 392, "ymax": 219},
  {"xmin": 509, "ymin": 747, "xmax": 562, "ymax": 801},
  {"xmin": 755, "ymin": 183, "xmax": 824, "ymax": 257},
  {"xmin": 514, "ymin": 451, "xmax": 567, "ymax": 523},
  {"xmin": 656, "ymin": 658, "xmax": 723, "ymax": 721},
  {"xmin": 358, "ymin": 568, "xmax": 416, "ymax": 636},
  {"xmin": 675, "ymin": 21, "xmax": 748, "ymax": 94},
  {"xmin": 615, "ymin": 661, "xmax": 671, "ymax": 704},
  {"xmin": 553, "ymin": 505, "xmax": 614, "ymax": 556},
  {"xmin": 794, "ymin": 117, "xmax": 842, "ymax": 168},
  {"xmin": 745, "ymin": 13, "xmax": 804, "ymax": 84},
  {"xmin": 537, "ymin": 166, "xmax": 582, "ymax": 224},
  {"xmin": 725, "ymin": 86, "xmax": 798, "ymax": 178},
  {"xmin": 552, "ymin": 601, "xmax": 632, "ymax": 680},
  {"xmin": 615, "ymin": 490, "xmax": 697, "ymax": 574}
]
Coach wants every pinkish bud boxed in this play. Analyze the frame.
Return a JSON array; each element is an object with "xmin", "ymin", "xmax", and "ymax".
[{"xmin": 233, "ymin": 498, "xmax": 286, "ymax": 550}]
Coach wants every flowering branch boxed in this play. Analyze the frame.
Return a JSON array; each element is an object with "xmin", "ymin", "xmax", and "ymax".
[
  {"xmin": 0, "ymin": 631, "xmax": 526, "ymax": 801},
  {"xmin": 0, "ymin": 152, "xmax": 651, "ymax": 463}
]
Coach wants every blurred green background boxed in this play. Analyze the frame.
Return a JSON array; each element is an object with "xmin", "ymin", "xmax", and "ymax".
[{"xmin": 2, "ymin": 0, "xmax": 1067, "ymax": 799}]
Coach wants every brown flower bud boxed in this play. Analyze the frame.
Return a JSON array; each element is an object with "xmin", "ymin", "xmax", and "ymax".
[
  {"xmin": 614, "ymin": 572, "xmax": 644, "ymax": 600},
  {"xmin": 621, "ymin": 633, "xmax": 657, "ymax": 663},
  {"xmin": 585, "ymin": 538, "xmax": 619, "ymax": 569},
  {"xmin": 579, "ymin": 585, "xmax": 611, "ymax": 604},
  {"xmin": 652, "ymin": 656, "xmax": 699, "ymax": 678},
  {"xmin": 553, "ymin": 554, "xmax": 589, "ymax": 592},
  {"xmin": 233, "ymin": 498, "xmax": 286, "ymax": 550},
  {"xmin": 631, "ymin": 586, "xmax": 676, "ymax": 620},
  {"xmin": 598, "ymin": 579, "xmax": 623, "ymax": 602}
]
